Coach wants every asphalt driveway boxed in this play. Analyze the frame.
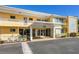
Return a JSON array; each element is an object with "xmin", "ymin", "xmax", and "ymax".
[
  {"xmin": 28, "ymin": 38, "xmax": 79, "ymax": 54},
  {"xmin": 0, "ymin": 38, "xmax": 79, "ymax": 54},
  {"xmin": 0, "ymin": 43, "xmax": 23, "ymax": 54}
]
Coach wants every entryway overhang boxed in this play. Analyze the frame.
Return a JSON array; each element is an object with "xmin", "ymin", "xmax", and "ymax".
[{"xmin": 31, "ymin": 21, "xmax": 54, "ymax": 28}]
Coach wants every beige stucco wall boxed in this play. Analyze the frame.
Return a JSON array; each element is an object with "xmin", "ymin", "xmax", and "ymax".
[{"xmin": 0, "ymin": 27, "xmax": 19, "ymax": 41}]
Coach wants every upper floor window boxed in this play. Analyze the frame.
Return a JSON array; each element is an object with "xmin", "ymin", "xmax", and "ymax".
[
  {"xmin": 24, "ymin": 17, "xmax": 27, "ymax": 20},
  {"xmin": 42, "ymin": 19, "xmax": 48, "ymax": 22},
  {"xmin": 45, "ymin": 19, "xmax": 48, "ymax": 22},
  {"xmin": 55, "ymin": 18, "xmax": 64, "ymax": 23},
  {"xmin": 55, "ymin": 18, "xmax": 59, "ymax": 22},
  {"xmin": 10, "ymin": 16, "xmax": 16, "ymax": 19},
  {"xmin": 24, "ymin": 17, "xmax": 27, "ymax": 23},
  {"xmin": 37, "ymin": 19, "xmax": 41, "ymax": 21},
  {"xmin": 37, "ymin": 19, "xmax": 48, "ymax": 22},
  {"xmin": 29, "ymin": 18, "xmax": 33, "ymax": 21},
  {"xmin": 60, "ymin": 18, "xmax": 64, "ymax": 23}
]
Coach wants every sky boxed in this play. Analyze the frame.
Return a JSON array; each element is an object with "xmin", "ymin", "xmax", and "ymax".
[{"xmin": 8, "ymin": 5, "xmax": 79, "ymax": 17}]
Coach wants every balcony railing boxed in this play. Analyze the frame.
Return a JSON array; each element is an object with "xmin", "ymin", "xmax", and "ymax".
[
  {"xmin": 0, "ymin": 17, "xmax": 34, "ymax": 27},
  {"xmin": 0, "ymin": 17, "xmax": 28, "ymax": 23},
  {"xmin": 53, "ymin": 22, "xmax": 64, "ymax": 25},
  {"xmin": 0, "ymin": 17, "xmax": 67, "ymax": 25},
  {"xmin": 0, "ymin": 17, "xmax": 66, "ymax": 26},
  {"xmin": 0, "ymin": 17, "xmax": 52, "ymax": 24}
]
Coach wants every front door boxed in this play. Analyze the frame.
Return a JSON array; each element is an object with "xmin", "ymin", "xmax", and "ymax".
[
  {"xmin": 41, "ymin": 30, "xmax": 46, "ymax": 36},
  {"xmin": 46, "ymin": 29, "xmax": 51, "ymax": 36},
  {"xmin": 37, "ymin": 29, "xmax": 46, "ymax": 36}
]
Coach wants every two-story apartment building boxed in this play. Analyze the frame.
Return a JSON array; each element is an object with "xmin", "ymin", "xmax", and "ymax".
[{"xmin": 0, "ymin": 6, "xmax": 78, "ymax": 42}]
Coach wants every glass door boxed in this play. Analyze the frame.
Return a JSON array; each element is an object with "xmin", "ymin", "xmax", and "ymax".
[{"xmin": 41, "ymin": 30, "xmax": 45, "ymax": 36}]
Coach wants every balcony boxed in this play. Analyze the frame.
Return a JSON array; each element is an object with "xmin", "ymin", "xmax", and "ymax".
[
  {"xmin": 0, "ymin": 18, "xmax": 32, "ymax": 27},
  {"xmin": 0, "ymin": 17, "xmax": 53, "ymax": 27},
  {"xmin": 53, "ymin": 18, "xmax": 65, "ymax": 25},
  {"xmin": 53, "ymin": 22, "xmax": 64, "ymax": 25}
]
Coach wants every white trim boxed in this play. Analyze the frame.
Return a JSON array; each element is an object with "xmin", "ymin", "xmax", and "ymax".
[
  {"xmin": 53, "ymin": 27, "xmax": 56, "ymax": 38},
  {"xmin": 35, "ymin": 29, "xmax": 38, "ymax": 37},
  {"xmin": 30, "ymin": 26, "xmax": 33, "ymax": 41}
]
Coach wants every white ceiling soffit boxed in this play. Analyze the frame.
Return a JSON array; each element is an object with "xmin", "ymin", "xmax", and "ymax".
[{"xmin": 0, "ymin": 6, "xmax": 52, "ymax": 18}]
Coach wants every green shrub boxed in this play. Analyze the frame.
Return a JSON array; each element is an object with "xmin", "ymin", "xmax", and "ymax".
[
  {"xmin": 0, "ymin": 41, "xmax": 4, "ymax": 44},
  {"xmin": 18, "ymin": 35, "xmax": 27, "ymax": 41}
]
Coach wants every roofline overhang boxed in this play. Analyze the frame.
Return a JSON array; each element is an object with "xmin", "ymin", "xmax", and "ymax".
[
  {"xmin": 0, "ymin": 6, "xmax": 52, "ymax": 19},
  {"xmin": 0, "ymin": 6, "xmax": 67, "ymax": 19}
]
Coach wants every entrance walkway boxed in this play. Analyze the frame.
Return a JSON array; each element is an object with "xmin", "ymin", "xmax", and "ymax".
[{"xmin": 21, "ymin": 42, "xmax": 32, "ymax": 54}]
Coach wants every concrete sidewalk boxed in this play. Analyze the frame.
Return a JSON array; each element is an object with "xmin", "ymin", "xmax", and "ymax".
[
  {"xmin": 0, "ymin": 42, "xmax": 33, "ymax": 54},
  {"xmin": 21, "ymin": 42, "xmax": 32, "ymax": 54}
]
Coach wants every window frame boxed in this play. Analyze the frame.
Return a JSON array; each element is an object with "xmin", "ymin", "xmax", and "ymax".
[
  {"xmin": 10, "ymin": 16, "xmax": 16, "ymax": 19},
  {"xmin": 29, "ymin": 18, "xmax": 33, "ymax": 21},
  {"xmin": 10, "ymin": 28, "xmax": 16, "ymax": 32}
]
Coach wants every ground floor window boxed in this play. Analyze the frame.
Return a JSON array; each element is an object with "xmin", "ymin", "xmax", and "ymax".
[
  {"xmin": 10, "ymin": 28, "xmax": 16, "ymax": 32},
  {"xmin": 37, "ymin": 29, "xmax": 51, "ymax": 36},
  {"xmin": 19, "ymin": 29, "xmax": 30, "ymax": 35}
]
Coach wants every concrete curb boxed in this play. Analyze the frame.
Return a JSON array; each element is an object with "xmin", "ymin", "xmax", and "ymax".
[{"xmin": 29, "ymin": 37, "xmax": 79, "ymax": 42}]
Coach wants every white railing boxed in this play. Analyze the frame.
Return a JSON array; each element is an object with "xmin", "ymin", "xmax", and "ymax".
[
  {"xmin": 0, "ymin": 17, "xmax": 52, "ymax": 24},
  {"xmin": 53, "ymin": 22, "xmax": 64, "ymax": 25},
  {"xmin": 0, "ymin": 17, "xmax": 30, "ymax": 23}
]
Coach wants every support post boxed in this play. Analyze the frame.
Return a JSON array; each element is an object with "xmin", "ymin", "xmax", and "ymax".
[
  {"xmin": 30, "ymin": 26, "xmax": 33, "ymax": 41},
  {"xmin": 53, "ymin": 27, "xmax": 56, "ymax": 38},
  {"xmin": 35, "ymin": 29, "xmax": 38, "ymax": 37}
]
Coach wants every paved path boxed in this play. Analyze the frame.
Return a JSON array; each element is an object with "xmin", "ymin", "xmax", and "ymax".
[{"xmin": 21, "ymin": 42, "xmax": 32, "ymax": 54}]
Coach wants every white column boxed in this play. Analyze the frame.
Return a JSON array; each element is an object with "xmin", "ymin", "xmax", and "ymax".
[
  {"xmin": 35, "ymin": 29, "xmax": 38, "ymax": 37},
  {"xmin": 45, "ymin": 29, "xmax": 46, "ymax": 36},
  {"xmin": 27, "ymin": 17, "xmax": 29, "ymax": 23},
  {"xmin": 51, "ymin": 28, "xmax": 53, "ymax": 37},
  {"xmin": 30, "ymin": 26, "xmax": 33, "ymax": 41},
  {"xmin": 40, "ymin": 29, "xmax": 41, "ymax": 36},
  {"xmin": 53, "ymin": 27, "xmax": 56, "ymax": 38}
]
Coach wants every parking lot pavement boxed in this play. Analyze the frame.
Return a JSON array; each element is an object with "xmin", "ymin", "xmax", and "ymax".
[
  {"xmin": 0, "ymin": 43, "xmax": 23, "ymax": 54},
  {"xmin": 28, "ymin": 38, "xmax": 79, "ymax": 54},
  {"xmin": 0, "ymin": 38, "xmax": 79, "ymax": 54}
]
